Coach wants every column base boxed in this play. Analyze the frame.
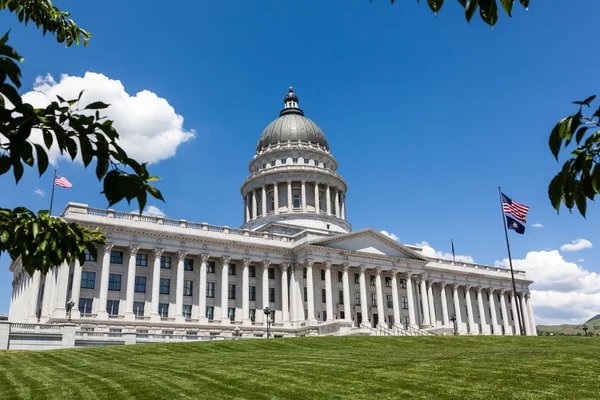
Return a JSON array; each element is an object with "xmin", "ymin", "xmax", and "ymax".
[
  {"xmin": 220, "ymin": 317, "xmax": 230, "ymax": 325},
  {"xmin": 197, "ymin": 316, "xmax": 208, "ymax": 325},
  {"xmin": 149, "ymin": 313, "xmax": 161, "ymax": 323},
  {"xmin": 242, "ymin": 318, "xmax": 252, "ymax": 326},
  {"xmin": 96, "ymin": 310, "xmax": 109, "ymax": 321},
  {"xmin": 123, "ymin": 312, "xmax": 135, "ymax": 322},
  {"xmin": 174, "ymin": 315, "xmax": 186, "ymax": 324}
]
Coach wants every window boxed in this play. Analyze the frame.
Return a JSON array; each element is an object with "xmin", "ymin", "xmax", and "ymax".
[
  {"xmin": 268, "ymin": 267, "xmax": 275, "ymax": 279},
  {"xmin": 402, "ymin": 296, "xmax": 409, "ymax": 309},
  {"xmin": 354, "ymin": 273, "xmax": 360, "ymax": 284},
  {"xmin": 108, "ymin": 274, "xmax": 121, "ymax": 291},
  {"xmin": 107, "ymin": 300, "xmax": 119, "ymax": 315},
  {"xmin": 228, "ymin": 284, "xmax": 236, "ymax": 299},
  {"xmin": 292, "ymin": 157, "xmax": 298, "ymax": 164},
  {"xmin": 387, "ymin": 295, "xmax": 393, "ymax": 308},
  {"xmin": 109, "ymin": 329, "xmax": 122, "ymax": 333},
  {"xmin": 80, "ymin": 271, "xmax": 96, "ymax": 289},
  {"xmin": 249, "ymin": 309, "xmax": 256, "ymax": 322},
  {"xmin": 269, "ymin": 287, "xmax": 275, "ymax": 303},
  {"xmin": 304, "ymin": 158, "xmax": 309, "ymax": 164},
  {"xmin": 322, "ymin": 311, "xmax": 327, "ymax": 321},
  {"xmin": 206, "ymin": 306, "xmax": 214, "ymax": 321},
  {"xmin": 184, "ymin": 280, "xmax": 193, "ymax": 296},
  {"xmin": 371, "ymin": 293, "xmax": 377, "ymax": 307},
  {"xmin": 338, "ymin": 271, "xmax": 343, "ymax": 282},
  {"xmin": 135, "ymin": 276, "xmax": 146, "ymax": 293},
  {"xmin": 403, "ymin": 316, "xmax": 410, "ymax": 329},
  {"xmin": 355, "ymin": 292, "xmax": 361, "ymax": 305},
  {"xmin": 322, "ymin": 288, "xmax": 327, "ymax": 303},
  {"xmin": 249, "ymin": 286, "xmax": 256, "ymax": 301},
  {"xmin": 136, "ymin": 253, "xmax": 148, "ymax": 267},
  {"xmin": 133, "ymin": 301, "xmax": 144, "ymax": 317},
  {"xmin": 321, "ymin": 269, "xmax": 326, "ymax": 280},
  {"xmin": 400, "ymin": 278, "xmax": 407, "ymax": 289},
  {"xmin": 293, "ymin": 193, "xmax": 300, "ymax": 208},
  {"xmin": 84, "ymin": 249, "xmax": 96, "ymax": 262},
  {"xmin": 158, "ymin": 303, "xmax": 169, "ymax": 318},
  {"xmin": 207, "ymin": 282, "xmax": 215, "ymax": 298},
  {"xmin": 183, "ymin": 304, "xmax": 192, "ymax": 319},
  {"xmin": 314, "ymin": 160, "xmax": 319, "ymax": 166},
  {"xmin": 110, "ymin": 251, "xmax": 123, "ymax": 264},
  {"xmin": 160, "ymin": 279, "xmax": 170, "ymax": 295},
  {"xmin": 268, "ymin": 309, "xmax": 275, "ymax": 322},
  {"xmin": 385, "ymin": 277, "xmax": 392, "ymax": 287},
  {"xmin": 163, "ymin": 330, "xmax": 173, "ymax": 336},
  {"xmin": 228, "ymin": 308, "xmax": 235, "ymax": 322},
  {"xmin": 303, "ymin": 268, "xmax": 307, "ymax": 279},
  {"xmin": 262, "ymin": 163, "xmax": 266, "ymax": 169},
  {"xmin": 281, "ymin": 158, "xmax": 287, "ymax": 165},
  {"xmin": 184, "ymin": 259, "xmax": 194, "ymax": 271},
  {"xmin": 370, "ymin": 275, "xmax": 376, "ymax": 286},
  {"xmin": 304, "ymin": 287, "xmax": 308, "ymax": 302},
  {"xmin": 249, "ymin": 265, "xmax": 256, "ymax": 277},
  {"xmin": 228, "ymin": 263, "xmax": 236, "ymax": 275},
  {"xmin": 160, "ymin": 256, "xmax": 171, "ymax": 269},
  {"xmin": 324, "ymin": 163, "xmax": 328, "ymax": 169},
  {"xmin": 340, "ymin": 311, "xmax": 345, "ymax": 319},
  {"xmin": 270, "ymin": 160, "xmax": 275, "ymax": 167},
  {"xmin": 207, "ymin": 261, "xmax": 216, "ymax": 273},
  {"xmin": 339, "ymin": 290, "xmax": 344, "ymax": 305},
  {"xmin": 79, "ymin": 298, "xmax": 93, "ymax": 314}
]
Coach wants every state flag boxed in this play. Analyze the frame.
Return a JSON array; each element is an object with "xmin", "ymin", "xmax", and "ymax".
[{"xmin": 506, "ymin": 215, "xmax": 525, "ymax": 235}]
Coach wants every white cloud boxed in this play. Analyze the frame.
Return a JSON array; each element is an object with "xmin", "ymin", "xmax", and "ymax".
[
  {"xmin": 560, "ymin": 238, "xmax": 593, "ymax": 252},
  {"xmin": 414, "ymin": 241, "xmax": 475, "ymax": 264},
  {"xmin": 17, "ymin": 72, "xmax": 194, "ymax": 165},
  {"xmin": 33, "ymin": 188, "xmax": 45, "ymax": 197},
  {"xmin": 381, "ymin": 230, "xmax": 399, "ymax": 241},
  {"xmin": 577, "ymin": 258, "xmax": 585, "ymax": 263},
  {"xmin": 532, "ymin": 223, "xmax": 543, "ymax": 228},
  {"xmin": 139, "ymin": 205, "xmax": 166, "ymax": 217}
]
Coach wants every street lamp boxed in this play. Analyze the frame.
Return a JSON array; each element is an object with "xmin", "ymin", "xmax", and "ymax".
[
  {"xmin": 582, "ymin": 324, "xmax": 588, "ymax": 337},
  {"xmin": 233, "ymin": 326, "xmax": 241, "ymax": 340},
  {"xmin": 450, "ymin": 313, "xmax": 457, "ymax": 336},
  {"xmin": 263, "ymin": 307, "xmax": 271, "ymax": 338},
  {"xmin": 66, "ymin": 299, "xmax": 75, "ymax": 322}
]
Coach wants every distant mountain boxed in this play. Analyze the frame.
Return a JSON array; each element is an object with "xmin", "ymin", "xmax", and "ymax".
[{"xmin": 537, "ymin": 314, "xmax": 600, "ymax": 336}]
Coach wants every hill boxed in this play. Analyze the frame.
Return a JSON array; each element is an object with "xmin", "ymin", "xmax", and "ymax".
[
  {"xmin": 0, "ymin": 336, "xmax": 599, "ymax": 399},
  {"xmin": 537, "ymin": 314, "xmax": 600, "ymax": 336}
]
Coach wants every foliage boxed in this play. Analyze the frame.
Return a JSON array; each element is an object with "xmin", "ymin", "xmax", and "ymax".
[
  {"xmin": 0, "ymin": 1, "xmax": 165, "ymax": 273},
  {"xmin": 383, "ymin": 0, "xmax": 530, "ymax": 27},
  {"xmin": 548, "ymin": 96, "xmax": 600, "ymax": 217}
]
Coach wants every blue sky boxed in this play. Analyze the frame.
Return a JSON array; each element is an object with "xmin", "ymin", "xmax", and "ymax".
[{"xmin": 1, "ymin": 0, "xmax": 598, "ymax": 323}]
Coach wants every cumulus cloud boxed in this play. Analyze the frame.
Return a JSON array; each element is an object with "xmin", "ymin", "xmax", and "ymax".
[
  {"xmin": 532, "ymin": 223, "xmax": 543, "ymax": 228},
  {"xmin": 138, "ymin": 205, "xmax": 166, "ymax": 217},
  {"xmin": 33, "ymin": 188, "xmax": 45, "ymax": 197},
  {"xmin": 18, "ymin": 72, "xmax": 194, "ymax": 165},
  {"xmin": 560, "ymin": 238, "xmax": 593, "ymax": 252},
  {"xmin": 414, "ymin": 241, "xmax": 475, "ymax": 264},
  {"xmin": 381, "ymin": 230, "xmax": 399, "ymax": 241}
]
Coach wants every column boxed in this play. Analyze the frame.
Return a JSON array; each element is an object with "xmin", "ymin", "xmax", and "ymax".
[
  {"xmin": 41, "ymin": 269, "xmax": 55, "ymax": 321},
  {"xmin": 341, "ymin": 192, "xmax": 346, "ymax": 220},
  {"xmin": 26, "ymin": 270, "xmax": 42, "ymax": 322},
  {"xmin": 287, "ymin": 180, "xmax": 292, "ymax": 212},
  {"xmin": 359, "ymin": 266, "xmax": 369, "ymax": 326},
  {"xmin": 301, "ymin": 180, "xmax": 306, "ymax": 213},
  {"xmin": 499, "ymin": 290, "xmax": 511, "ymax": 335},
  {"xmin": 520, "ymin": 292, "xmax": 532, "ymax": 335},
  {"xmin": 342, "ymin": 263, "xmax": 351, "ymax": 322},
  {"xmin": 476, "ymin": 286, "xmax": 488, "ymax": 334},
  {"xmin": 198, "ymin": 253, "xmax": 209, "ymax": 323},
  {"xmin": 375, "ymin": 268, "xmax": 385, "ymax": 327},
  {"xmin": 69, "ymin": 259, "xmax": 82, "ymax": 320},
  {"xmin": 220, "ymin": 256, "xmax": 231, "ymax": 324},
  {"xmin": 52, "ymin": 261, "xmax": 70, "ymax": 319},
  {"xmin": 97, "ymin": 243, "xmax": 114, "ymax": 320},
  {"xmin": 150, "ymin": 247, "xmax": 163, "ymax": 322},
  {"xmin": 305, "ymin": 259, "xmax": 316, "ymax": 324},
  {"xmin": 418, "ymin": 276, "xmax": 430, "ymax": 327},
  {"xmin": 281, "ymin": 263, "xmax": 290, "ymax": 324},
  {"xmin": 273, "ymin": 183, "xmax": 279, "ymax": 215},
  {"xmin": 405, "ymin": 273, "xmax": 416, "ymax": 328},
  {"xmin": 439, "ymin": 282, "xmax": 449, "ymax": 327},
  {"xmin": 261, "ymin": 185, "xmax": 267, "ymax": 216},
  {"xmin": 245, "ymin": 195, "xmax": 250, "ymax": 223},
  {"xmin": 124, "ymin": 245, "xmax": 139, "ymax": 321},
  {"xmin": 465, "ymin": 285, "xmax": 477, "ymax": 334},
  {"xmin": 489, "ymin": 288, "xmax": 500, "ymax": 335},
  {"xmin": 427, "ymin": 280, "xmax": 436, "ymax": 327},
  {"xmin": 324, "ymin": 261, "xmax": 333, "ymax": 321},
  {"xmin": 252, "ymin": 190, "xmax": 257, "ymax": 219},
  {"xmin": 241, "ymin": 258, "xmax": 251, "ymax": 326},
  {"xmin": 314, "ymin": 183, "xmax": 320, "ymax": 213},
  {"xmin": 325, "ymin": 185, "xmax": 331, "ymax": 215},
  {"xmin": 289, "ymin": 264, "xmax": 297, "ymax": 323},
  {"xmin": 174, "ymin": 250, "xmax": 187, "ymax": 323},
  {"xmin": 334, "ymin": 189, "xmax": 340, "ymax": 217},
  {"xmin": 510, "ymin": 291, "xmax": 520, "ymax": 335},
  {"xmin": 526, "ymin": 292, "xmax": 537, "ymax": 335},
  {"xmin": 390, "ymin": 271, "xmax": 401, "ymax": 327},
  {"xmin": 294, "ymin": 264, "xmax": 304, "ymax": 323},
  {"xmin": 262, "ymin": 260, "xmax": 270, "ymax": 324},
  {"xmin": 452, "ymin": 284, "xmax": 463, "ymax": 334}
]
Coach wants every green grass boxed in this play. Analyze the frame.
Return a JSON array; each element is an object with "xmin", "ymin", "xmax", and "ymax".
[{"xmin": 0, "ymin": 337, "xmax": 599, "ymax": 400}]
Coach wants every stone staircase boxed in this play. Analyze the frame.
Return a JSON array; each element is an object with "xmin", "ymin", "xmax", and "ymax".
[{"xmin": 348, "ymin": 323, "xmax": 435, "ymax": 337}]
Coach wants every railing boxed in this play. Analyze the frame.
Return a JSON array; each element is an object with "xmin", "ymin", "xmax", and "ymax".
[{"xmin": 429, "ymin": 258, "xmax": 528, "ymax": 277}]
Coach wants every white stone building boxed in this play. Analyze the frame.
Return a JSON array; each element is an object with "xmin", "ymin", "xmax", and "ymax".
[{"xmin": 7, "ymin": 88, "xmax": 537, "ymax": 338}]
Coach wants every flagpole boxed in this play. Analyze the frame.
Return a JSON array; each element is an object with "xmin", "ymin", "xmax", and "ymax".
[
  {"xmin": 451, "ymin": 239, "xmax": 455, "ymax": 262},
  {"xmin": 498, "ymin": 186, "xmax": 526, "ymax": 336},
  {"xmin": 49, "ymin": 169, "xmax": 57, "ymax": 215}
]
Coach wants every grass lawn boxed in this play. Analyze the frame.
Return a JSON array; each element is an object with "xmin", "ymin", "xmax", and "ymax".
[{"xmin": 0, "ymin": 336, "xmax": 599, "ymax": 400}]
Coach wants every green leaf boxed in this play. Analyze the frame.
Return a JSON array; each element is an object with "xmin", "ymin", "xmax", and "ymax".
[
  {"xmin": 479, "ymin": 0, "xmax": 498, "ymax": 27},
  {"xmin": 592, "ymin": 164, "xmax": 600, "ymax": 193},
  {"xmin": 500, "ymin": 0, "xmax": 513, "ymax": 16},
  {"xmin": 573, "ymin": 95, "xmax": 596, "ymax": 106},
  {"xmin": 575, "ymin": 126, "xmax": 588, "ymax": 145},
  {"xmin": 84, "ymin": 101, "xmax": 109, "ymax": 110},
  {"xmin": 12, "ymin": 159, "xmax": 23, "ymax": 183},
  {"xmin": 457, "ymin": 0, "xmax": 467, "ymax": 6},
  {"xmin": 573, "ymin": 181, "xmax": 586, "ymax": 218},
  {"xmin": 42, "ymin": 129, "xmax": 53, "ymax": 149},
  {"xmin": 34, "ymin": 143, "xmax": 49, "ymax": 176},
  {"xmin": 146, "ymin": 185, "xmax": 165, "ymax": 202},
  {"xmin": 427, "ymin": 0, "xmax": 444, "ymax": 14},
  {"xmin": 95, "ymin": 157, "xmax": 109, "ymax": 181},
  {"xmin": 465, "ymin": 0, "xmax": 479, "ymax": 22},
  {"xmin": 549, "ymin": 122, "xmax": 563, "ymax": 160},
  {"xmin": 102, "ymin": 170, "xmax": 125, "ymax": 206},
  {"xmin": 0, "ymin": 155, "xmax": 10, "ymax": 175},
  {"xmin": 66, "ymin": 137, "xmax": 78, "ymax": 160},
  {"xmin": 519, "ymin": 0, "xmax": 529, "ymax": 8}
]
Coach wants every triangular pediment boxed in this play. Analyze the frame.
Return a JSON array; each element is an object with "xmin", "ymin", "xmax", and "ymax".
[{"xmin": 307, "ymin": 229, "xmax": 427, "ymax": 261}]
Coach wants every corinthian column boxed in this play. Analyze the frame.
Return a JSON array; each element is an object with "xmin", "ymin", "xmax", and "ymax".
[
  {"xmin": 301, "ymin": 180, "xmax": 307, "ymax": 213},
  {"xmin": 97, "ymin": 243, "xmax": 114, "ymax": 320},
  {"xmin": 174, "ymin": 250, "xmax": 187, "ymax": 323},
  {"xmin": 325, "ymin": 185, "xmax": 331, "ymax": 216},
  {"xmin": 489, "ymin": 288, "xmax": 500, "ymax": 335},
  {"xmin": 242, "ymin": 258, "xmax": 251, "ymax": 326},
  {"xmin": 305, "ymin": 259, "xmax": 316, "ymax": 325},
  {"xmin": 452, "ymin": 284, "xmax": 463, "ymax": 334},
  {"xmin": 281, "ymin": 263, "xmax": 290, "ymax": 324},
  {"xmin": 252, "ymin": 190, "xmax": 257, "ymax": 219},
  {"xmin": 439, "ymin": 282, "xmax": 449, "ymax": 327},
  {"xmin": 405, "ymin": 273, "xmax": 417, "ymax": 328},
  {"xmin": 262, "ymin": 185, "xmax": 267, "ymax": 216},
  {"xmin": 262, "ymin": 260, "xmax": 270, "ymax": 324},
  {"xmin": 476, "ymin": 286, "xmax": 488, "ymax": 335},
  {"xmin": 334, "ymin": 189, "xmax": 340, "ymax": 217},
  {"xmin": 520, "ymin": 292, "xmax": 532, "ymax": 336},
  {"xmin": 510, "ymin": 290, "xmax": 520, "ymax": 335},
  {"xmin": 287, "ymin": 180, "xmax": 292, "ymax": 212},
  {"xmin": 273, "ymin": 183, "xmax": 279, "ymax": 215},
  {"xmin": 499, "ymin": 289, "xmax": 511, "ymax": 335},
  {"xmin": 465, "ymin": 285, "xmax": 477, "ymax": 334},
  {"xmin": 324, "ymin": 261, "xmax": 333, "ymax": 321},
  {"xmin": 375, "ymin": 268, "xmax": 385, "ymax": 327},
  {"xmin": 314, "ymin": 183, "xmax": 320, "ymax": 213},
  {"xmin": 526, "ymin": 292, "xmax": 537, "ymax": 336},
  {"xmin": 427, "ymin": 279, "xmax": 436, "ymax": 327},
  {"xmin": 359, "ymin": 265, "xmax": 369, "ymax": 326},
  {"xmin": 418, "ymin": 275, "xmax": 430, "ymax": 327},
  {"xmin": 220, "ymin": 256, "xmax": 231, "ymax": 324},
  {"xmin": 124, "ymin": 245, "xmax": 140, "ymax": 321},
  {"xmin": 342, "ymin": 263, "xmax": 351, "ymax": 322},
  {"xmin": 198, "ymin": 253, "xmax": 209, "ymax": 323},
  {"xmin": 26, "ymin": 270, "xmax": 42, "ymax": 322},
  {"xmin": 150, "ymin": 247, "xmax": 164, "ymax": 322}
]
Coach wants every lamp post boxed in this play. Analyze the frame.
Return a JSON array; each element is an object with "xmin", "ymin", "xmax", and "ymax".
[
  {"xmin": 263, "ymin": 307, "xmax": 271, "ymax": 338},
  {"xmin": 450, "ymin": 313, "xmax": 457, "ymax": 336},
  {"xmin": 582, "ymin": 324, "xmax": 588, "ymax": 337},
  {"xmin": 66, "ymin": 299, "xmax": 75, "ymax": 322},
  {"xmin": 233, "ymin": 326, "xmax": 241, "ymax": 340}
]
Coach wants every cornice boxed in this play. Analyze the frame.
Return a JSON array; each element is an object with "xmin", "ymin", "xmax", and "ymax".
[{"xmin": 240, "ymin": 167, "xmax": 348, "ymax": 194}]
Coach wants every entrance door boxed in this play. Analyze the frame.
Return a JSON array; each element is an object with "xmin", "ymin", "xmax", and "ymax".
[
  {"xmin": 373, "ymin": 313, "xmax": 379, "ymax": 327},
  {"xmin": 357, "ymin": 312, "xmax": 362, "ymax": 326}
]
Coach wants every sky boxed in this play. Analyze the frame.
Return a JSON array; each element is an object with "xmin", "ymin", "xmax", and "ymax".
[{"xmin": 0, "ymin": 0, "xmax": 598, "ymax": 325}]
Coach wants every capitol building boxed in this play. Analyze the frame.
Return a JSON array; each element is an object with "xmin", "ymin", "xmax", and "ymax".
[{"xmin": 8, "ymin": 88, "xmax": 537, "ymax": 338}]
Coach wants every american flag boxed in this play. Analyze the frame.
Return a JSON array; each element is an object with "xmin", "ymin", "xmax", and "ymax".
[
  {"xmin": 54, "ymin": 175, "xmax": 72, "ymax": 188},
  {"xmin": 501, "ymin": 193, "xmax": 529, "ymax": 224}
]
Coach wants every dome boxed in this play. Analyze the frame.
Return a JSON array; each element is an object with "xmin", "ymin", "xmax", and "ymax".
[{"xmin": 255, "ymin": 87, "xmax": 329, "ymax": 154}]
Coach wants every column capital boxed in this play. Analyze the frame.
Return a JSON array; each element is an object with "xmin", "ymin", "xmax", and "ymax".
[
  {"xmin": 488, "ymin": 287, "xmax": 496, "ymax": 295},
  {"xmin": 464, "ymin": 284, "xmax": 472, "ymax": 291},
  {"xmin": 261, "ymin": 260, "xmax": 271, "ymax": 269},
  {"xmin": 221, "ymin": 255, "xmax": 231, "ymax": 265},
  {"xmin": 375, "ymin": 267, "xmax": 382, "ymax": 276},
  {"xmin": 452, "ymin": 283, "xmax": 460, "ymax": 291},
  {"xmin": 499, "ymin": 288, "xmax": 506, "ymax": 295},
  {"xmin": 342, "ymin": 262, "xmax": 350, "ymax": 271},
  {"xmin": 304, "ymin": 258, "xmax": 314, "ymax": 268},
  {"xmin": 177, "ymin": 250, "xmax": 187, "ymax": 261},
  {"xmin": 242, "ymin": 258, "xmax": 252, "ymax": 267},
  {"xmin": 359, "ymin": 264, "xmax": 367, "ymax": 274},
  {"xmin": 390, "ymin": 269, "xmax": 398, "ymax": 277},
  {"xmin": 476, "ymin": 285, "xmax": 483, "ymax": 293},
  {"xmin": 152, "ymin": 247, "xmax": 164, "ymax": 258},
  {"xmin": 301, "ymin": 180, "xmax": 306, "ymax": 184},
  {"xmin": 104, "ymin": 243, "xmax": 115, "ymax": 253},
  {"xmin": 287, "ymin": 180, "xmax": 292, "ymax": 184},
  {"xmin": 405, "ymin": 271, "xmax": 413, "ymax": 279},
  {"xmin": 323, "ymin": 260, "xmax": 332, "ymax": 270},
  {"xmin": 200, "ymin": 253, "xmax": 210, "ymax": 263},
  {"xmin": 281, "ymin": 262, "xmax": 291, "ymax": 271},
  {"xmin": 524, "ymin": 291, "xmax": 530, "ymax": 299},
  {"xmin": 128, "ymin": 244, "xmax": 140, "ymax": 255}
]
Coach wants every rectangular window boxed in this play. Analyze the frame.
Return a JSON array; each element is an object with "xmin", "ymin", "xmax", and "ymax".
[
  {"xmin": 160, "ymin": 278, "xmax": 170, "ymax": 295},
  {"xmin": 387, "ymin": 295, "xmax": 393, "ymax": 308},
  {"xmin": 80, "ymin": 271, "xmax": 96, "ymax": 289},
  {"xmin": 110, "ymin": 251, "xmax": 123, "ymax": 264},
  {"xmin": 184, "ymin": 259, "xmax": 194, "ymax": 271},
  {"xmin": 339, "ymin": 290, "xmax": 344, "ymax": 305},
  {"xmin": 228, "ymin": 284, "xmax": 236, "ymax": 299},
  {"xmin": 402, "ymin": 296, "xmax": 408, "ymax": 309},
  {"xmin": 268, "ymin": 267, "xmax": 275, "ymax": 279},
  {"xmin": 158, "ymin": 303, "xmax": 169, "ymax": 318},
  {"xmin": 262, "ymin": 163, "xmax": 266, "ymax": 169},
  {"xmin": 293, "ymin": 193, "xmax": 300, "ymax": 208},
  {"xmin": 371, "ymin": 293, "xmax": 377, "ymax": 307},
  {"xmin": 206, "ymin": 306, "xmax": 214, "ymax": 321},
  {"xmin": 321, "ymin": 269, "xmax": 326, "ymax": 280},
  {"xmin": 354, "ymin": 273, "xmax": 360, "ymax": 284},
  {"xmin": 355, "ymin": 292, "xmax": 361, "ymax": 305},
  {"xmin": 107, "ymin": 300, "xmax": 119, "ymax": 315},
  {"xmin": 304, "ymin": 158, "xmax": 309, "ymax": 164},
  {"xmin": 184, "ymin": 280, "xmax": 193, "ymax": 296},
  {"xmin": 292, "ymin": 157, "xmax": 298, "ymax": 164},
  {"xmin": 314, "ymin": 160, "xmax": 318, "ymax": 166},
  {"xmin": 249, "ymin": 286, "xmax": 256, "ymax": 301},
  {"xmin": 370, "ymin": 275, "xmax": 376, "ymax": 286},
  {"xmin": 304, "ymin": 287, "xmax": 308, "ymax": 302},
  {"xmin": 207, "ymin": 282, "xmax": 215, "ymax": 298},
  {"xmin": 322, "ymin": 310, "xmax": 327, "ymax": 321},
  {"xmin": 385, "ymin": 277, "xmax": 392, "ymax": 287},
  {"xmin": 228, "ymin": 263, "xmax": 236, "ymax": 275},
  {"xmin": 84, "ymin": 249, "xmax": 96, "ymax": 262},
  {"xmin": 108, "ymin": 274, "xmax": 121, "ymax": 291},
  {"xmin": 269, "ymin": 287, "xmax": 275, "ymax": 303},
  {"xmin": 134, "ymin": 276, "xmax": 146, "ymax": 293},
  {"xmin": 403, "ymin": 316, "xmax": 410, "ymax": 329},
  {"xmin": 249, "ymin": 309, "xmax": 256, "ymax": 322},
  {"xmin": 133, "ymin": 301, "xmax": 144, "ymax": 317},
  {"xmin": 249, "ymin": 265, "xmax": 256, "ymax": 277},
  {"xmin": 338, "ymin": 271, "xmax": 343, "ymax": 282},
  {"xmin": 136, "ymin": 253, "xmax": 148, "ymax": 267},
  {"xmin": 322, "ymin": 288, "xmax": 326, "ymax": 303},
  {"xmin": 78, "ymin": 298, "xmax": 93, "ymax": 314},
  {"xmin": 400, "ymin": 279, "xmax": 407, "ymax": 289},
  {"xmin": 270, "ymin": 160, "xmax": 275, "ymax": 167},
  {"xmin": 207, "ymin": 261, "xmax": 216, "ymax": 273},
  {"xmin": 183, "ymin": 304, "xmax": 192, "ymax": 319},
  {"xmin": 281, "ymin": 158, "xmax": 287, "ymax": 165},
  {"xmin": 228, "ymin": 307, "xmax": 235, "ymax": 322},
  {"xmin": 160, "ymin": 256, "xmax": 171, "ymax": 269}
]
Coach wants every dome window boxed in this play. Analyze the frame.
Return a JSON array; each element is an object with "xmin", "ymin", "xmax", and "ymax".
[
  {"xmin": 262, "ymin": 163, "xmax": 266, "ymax": 169},
  {"xmin": 270, "ymin": 160, "xmax": 275, "ymax": 167},
  {"xmin": 281, "ymin": 158, "xmax": 287, "ymax": 165},
  {"xmin": 304, "ymin": 158, "xmax": 309, "ymax": 165},
  {"xmin": 292, "ymin": 157, "xmax": 298, "ymax": 164},
  {"xmin": 314, "ymin": 160, "xmax": 319, "ymax": 166}
]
